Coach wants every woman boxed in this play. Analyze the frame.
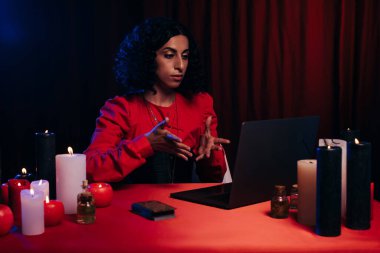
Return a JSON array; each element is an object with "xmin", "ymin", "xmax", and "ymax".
[{"xmin": 84, "ymin": 17, "xmax": 230, "ymax": 183}]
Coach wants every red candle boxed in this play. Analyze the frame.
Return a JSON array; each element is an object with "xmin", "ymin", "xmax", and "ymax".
[
  {"xmin": 44, "ymin": 197, "xmax": 64, "ymax": 226},
  {"xmin": 1, "ymin": 183, "xmax": 8, "ymax": 205},
  {"xmin": 8, "ymin": 179, "xmax": 30, "ymax": 226},
  {"xmin": 88, "ymin": 183, "xmax": 113, "ymax": 207}
]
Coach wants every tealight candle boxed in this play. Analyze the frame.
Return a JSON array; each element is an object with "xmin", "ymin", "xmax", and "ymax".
[
  {"xmin": 1, "ymin": 182, "xmax": 8, "ymax": 205},
  {"xmin": 88, "ymin": 183, "xmax": 113, "ymax": 207},
  {"xmin": 56, "ymin": 147, "xmax": 86, "ymax": 214},
  {"xmin": 8, "ymin": 179, "xmax": 30, "ymax": 226},
  {"xmin": 15, "ymin": 168, "xmax": 35, "ymax": 181},
  {"xmin": 44, "ymin": 196, "xmax": 64, "ymax": 226},
  {"xmin": 31, "ymin": 179, "xmax": 49, "ymax": 200},
  {"xmin": 21, "ymin": 189, "xmax": 44, "ymax": 235}
]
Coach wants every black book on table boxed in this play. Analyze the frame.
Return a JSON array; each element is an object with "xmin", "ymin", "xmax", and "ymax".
[{"xmin": 131, "ymin": 200, "xmax": 175, "ymax": 221}]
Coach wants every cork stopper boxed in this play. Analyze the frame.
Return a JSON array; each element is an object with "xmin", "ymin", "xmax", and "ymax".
[
  {"xmin": 274, "ymin": 185, "xmax": 286, "ymax": 195},
  {"xmin": 82, "ymin": 180, "xmax": 88, "ymax": 189}
]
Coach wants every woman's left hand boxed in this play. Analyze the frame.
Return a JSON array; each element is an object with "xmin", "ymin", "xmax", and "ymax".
[{"xmin": 195, "ymin": 116, "xmax": 230, "ymax": 161}]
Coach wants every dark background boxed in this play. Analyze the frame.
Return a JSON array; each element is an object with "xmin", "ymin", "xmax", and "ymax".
[{"xmin": 0, "ymin": 0, "xmax": 379, "ymax": 191}]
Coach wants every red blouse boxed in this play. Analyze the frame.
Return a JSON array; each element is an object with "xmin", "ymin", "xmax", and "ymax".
[{"xmin": 84, "ymin": 92, "xmax": 227, "ymax": 183}]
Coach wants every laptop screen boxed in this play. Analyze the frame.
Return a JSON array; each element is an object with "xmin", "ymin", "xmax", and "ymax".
[
  {"xmin": 229, "ymin": 116, "xmax": 320, "ymax": 207},
  {"xmin": 171, "ymin": 116, "xmax": 320, "ymax": 209}
]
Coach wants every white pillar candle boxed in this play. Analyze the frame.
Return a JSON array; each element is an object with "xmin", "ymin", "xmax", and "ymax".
[
  {"xmin": 297, "ymin": 159, "xmax": 317, "ymax": 226},
  {"xmin": 319, "ymin": 138, "xmax": 346, "ymax": 218},
  {"xmin": 31, "ymin": 179, "xmax": 49, "ymax": 200},
  {"xmin": 56, "ymin": 148, "xmax": 86, "ymax": 214},
  {"xmin": 21, "ymin": 189, "xmax": 44, "ymax": 235}
]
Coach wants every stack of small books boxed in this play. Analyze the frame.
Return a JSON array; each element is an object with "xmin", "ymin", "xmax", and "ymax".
[{"xmin": 131, "ymin": 200, "xmax": 176, "ymax": 221}]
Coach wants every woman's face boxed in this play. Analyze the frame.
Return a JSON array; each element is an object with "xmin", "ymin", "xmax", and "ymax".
[{"xmin": 154, "ymin": 35, "xmax": 189, "ymax": 92}]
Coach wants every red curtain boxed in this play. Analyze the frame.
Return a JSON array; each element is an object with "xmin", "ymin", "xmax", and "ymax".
[
  {"xmin": 1, "ymin": 1, "xmax": 378, "ymax": 183},
  {"xmin": 143, "ymin": 0, "xmax": 380, "ymax": 168}
]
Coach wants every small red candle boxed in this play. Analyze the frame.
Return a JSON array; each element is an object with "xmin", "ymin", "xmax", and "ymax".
[
  {"xmin": 1, "ymin": 183, "xmax": 8, "ymax": 205},
  {"xmin": 88, "ymin": 183, "xmax": 113, "ymax": 207},
  {"xmin": 8, "ymin": 179, "xmax": 30, "ymax": 226},
  {"xmin": 44, "ymin": 196, "xmax": 64, "ymax": 226}
]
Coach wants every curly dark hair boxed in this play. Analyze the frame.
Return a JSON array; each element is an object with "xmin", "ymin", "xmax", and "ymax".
[{"xmin": 114, "ymin": 17, "xmax": 207, "ymax": 96}]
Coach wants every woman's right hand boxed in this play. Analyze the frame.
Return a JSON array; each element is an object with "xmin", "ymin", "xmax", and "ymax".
[{"xmin": 145, "ymin": 118, "xmax": 193, "ymax": 161}]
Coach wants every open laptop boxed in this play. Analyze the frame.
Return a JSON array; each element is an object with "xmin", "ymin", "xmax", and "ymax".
[{"xmin": 170, "ymin": 116, "xmax": 320, "ymax": 209}]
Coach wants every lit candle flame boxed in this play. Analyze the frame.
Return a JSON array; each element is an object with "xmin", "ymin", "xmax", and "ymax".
[
  {"xmin": 99, "ymin": 184, "xmax": 102, "ymax": 188},
  {"xmin": 30, "ymin": 188, "xmax": 34, "ymax": 196},
  {"xmin": 68, "ymin": 146, "xmax": 73, "ymax": 155},
  {"xmin": 327, "ymin": 145, "xmax": 331, "ymax": 149},
  {"xmin": 21, "ymin": 168, "xmax": 27, "ymax": 174},
  {"xmin": 46, "ymin": 196, "xmax": 50, "ymax": 203},
  {"xmin": 39, "ymin": 179, "xmax": 43, "ymax": 185},
  {"xmin": 45, "ymin": 130, "xmax": 49, "ymax": 133},
  {"xmin": 347, "ymin": 128, "xmax": 351, "ymax": 131},
  {"xmin": 355, "ymin": 138, "xmax": 359, "ymax": 144},
  {"xmin": 17, "ymin": 182, "xmax": 21, "ymax": 186}
]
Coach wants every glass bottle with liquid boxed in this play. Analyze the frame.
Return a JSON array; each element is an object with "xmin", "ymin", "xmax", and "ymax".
[
  {"xmin": 289, "ymin": 184, "xmax": 298, "ymax": 210},
  {"xmin": 270, "ymin": 185, "xmax": 289, "ymax": 218},
  {"xmin": 76, "ymin": 180, "xmax": 96, "ymax": 224}
]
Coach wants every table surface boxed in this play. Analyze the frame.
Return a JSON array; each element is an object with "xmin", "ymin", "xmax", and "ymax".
[{"xmin": 1, "ymin": 183, "xmax": 380, "ymax": 253}]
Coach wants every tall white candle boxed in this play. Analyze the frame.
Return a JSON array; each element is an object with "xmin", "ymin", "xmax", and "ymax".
[
  {"xmin": 297, "ymin": 159, "xmax": 317, "ymax": 226},
  {"xmin": 319, "ymin": 138, "xmax": 346, "ymax": 218},
  {"xmin": 56, "ymin": 147, "xmax": 86, "ymax": 214},
  {"xmin": 31, "ymin": 179, "xmax": 49, "ymax": 199},
  {"xmin": 21, "ymin": 189, "xmax": 44, "ymax": 235}
]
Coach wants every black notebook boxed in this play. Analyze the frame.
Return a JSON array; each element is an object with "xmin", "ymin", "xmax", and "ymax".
[
  {"xmin": 171, "ymin": 116, "xmax": 319, "ymax": 209},
  {"xmin": 131, "ymin": 200, "xmax": 176, "ymax": 221}
]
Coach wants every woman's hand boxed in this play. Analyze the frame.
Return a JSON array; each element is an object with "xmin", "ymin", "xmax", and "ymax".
[
  {"xmin": 195, "ymin": 116, "xmax": 230, "ymax": 161},
  {"xmin": 145, "ymin": 117, "xmax": 193, "ymax": 161}
]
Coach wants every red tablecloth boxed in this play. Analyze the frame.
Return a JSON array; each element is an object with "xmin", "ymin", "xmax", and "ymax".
[{"xmin": 1, "ymin": 183, "xmax": 379, "ymax": 253}]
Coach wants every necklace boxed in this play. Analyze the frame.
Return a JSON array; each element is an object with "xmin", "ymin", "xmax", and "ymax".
[
  {"xmin": 144, "ymin": 95, "xmax": 179, "ymax": 133},
  {"xmin": 143, "ymin": 94, "xmax": 180, "ymax": 183},
  {"xmin": 146, "ymin": 102, "xmax": 160, "ymax": 125}
]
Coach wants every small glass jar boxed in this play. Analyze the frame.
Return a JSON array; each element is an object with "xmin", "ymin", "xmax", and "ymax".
[
  {"xmin": 270, "ymin": 185, "xmax": 289, "ymax": 218},
  {"xmin": 76, "ymin": 180, "xmax": 96, "ymax": 224},
  {"xmin": 289, "ymin": 184, "xmax": 298, "ymax": 210}
]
